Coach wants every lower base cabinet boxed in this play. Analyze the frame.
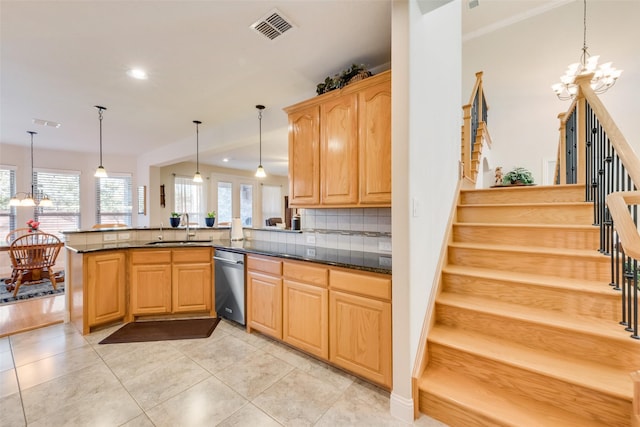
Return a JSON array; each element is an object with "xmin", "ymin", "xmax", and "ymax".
[
  {"xmin": 130, "ymin": 248, "xmax": 212, "ymax": 317},
  {"xmin": 86, "ymin": 251, "xmax": 127, "ymax": 329},
  {"xmin": 329, "ymin": 290, "xmax": 392, "ymax": 388},
  {"xmin": 283, "ymin": 261, "xmax": 329, "ymax": 359},
  {"xmin": 247, "ymin": 255, "xmax": 392, "ymax": 388}
]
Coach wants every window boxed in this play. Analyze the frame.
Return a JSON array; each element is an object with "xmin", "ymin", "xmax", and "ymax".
[
  {"xmin": 0, "ymin": 167, "xmax": 16, "ymax": 237},
  {"xmin": 212, "ymin": 174, "xmax": 257, "ymax": 227},
  {"xmin": 217, "ymin": 181, "xmax": 232, "ymax": 225},
  {"xmin": 34, "ymin": 169, "xmax": 81, "ymax": 237},
  {"xmin": 262, "ymin": 185, "xmax": 282, "ymax": 225},
  {"xmin": 174, "ymin": 176, "xmax": 204, "ymax": 226},
  {"xmin": 96, "ymin": 174, "xmax": 132, "ymax": 226},
  {"xmin": 240, "ymin": 184, "xmax": 253, "ymax": 227}
]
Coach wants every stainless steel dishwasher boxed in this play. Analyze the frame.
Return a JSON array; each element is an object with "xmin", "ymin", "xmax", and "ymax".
[{"xmin": 214, "ymin": 249, "xmax": 246, "ymax": 325}]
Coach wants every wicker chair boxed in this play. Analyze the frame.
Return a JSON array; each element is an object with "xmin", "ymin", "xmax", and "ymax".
[{"xmin": 7, "ymin": 232, "xmax": 63, "ymax": 297}]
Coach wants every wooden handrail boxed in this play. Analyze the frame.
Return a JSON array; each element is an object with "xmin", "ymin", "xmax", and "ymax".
[{"xmin": 461, "ymin": 71, "xmax": 489, "ymax": 184}]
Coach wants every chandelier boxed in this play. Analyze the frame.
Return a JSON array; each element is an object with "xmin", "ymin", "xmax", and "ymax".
[
  {"xmin": 9, "ymin": 131, "xmax": 53, "ymax": 207},
  {"xmin": 552, "ymin": 0, "xmax": 622, "ymax": 101}
]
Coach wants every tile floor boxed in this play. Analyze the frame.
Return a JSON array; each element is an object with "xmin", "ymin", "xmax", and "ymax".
[{"xmin": 0, "ymin": 319, "xmax": 447, "ymax": 426}]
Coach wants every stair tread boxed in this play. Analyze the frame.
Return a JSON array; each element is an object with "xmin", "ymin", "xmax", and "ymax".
[
  {"xmin": 420, "ymin": 366, "xmax": 608, "ymax": 427},
  {"xmin": 458, "ymin": 201, "xmax": 591, "ymax": 207},
  {"xmin": 443, "ymin": 264, "xmax": 615, "ymax": 295},
  {"xmin": 454, "ymin": 222, "xmax": 598, "ymax": 230},
  {"xmin": 429, "ymin": 325, "xmax": 632, "ymax": 399},
  {"xmin": 449, "ymin": 240, "xmax": 608, "ymax": 258},
  {"xmin": 437, "ymin": 292, "xmax": 635, "ymax": 341}
]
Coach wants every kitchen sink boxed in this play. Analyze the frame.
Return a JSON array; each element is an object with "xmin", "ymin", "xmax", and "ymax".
[{"xmin": 145, "ymin": 240, "xmax": 212, "ymax": 245}]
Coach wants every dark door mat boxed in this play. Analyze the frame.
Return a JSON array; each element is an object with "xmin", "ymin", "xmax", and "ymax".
[{"xmin": 99, "ymin": 318, "xmax": 220, "ymax": 344}]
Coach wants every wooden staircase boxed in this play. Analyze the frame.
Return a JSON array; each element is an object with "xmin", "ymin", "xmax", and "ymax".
[{"xmin": 417, "ymin": 183, "xmax": 640, "ymax": 426}]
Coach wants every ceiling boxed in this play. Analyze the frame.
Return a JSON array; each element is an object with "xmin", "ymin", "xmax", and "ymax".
[{"xmin": 0, "ymin": 0, "xmax": 568, "ymax": 177}]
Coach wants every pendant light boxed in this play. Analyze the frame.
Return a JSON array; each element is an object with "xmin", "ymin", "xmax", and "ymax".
[
  {"xmin": 193, "ymin": 120, "xmax": 203, "ymax": 183},
  {"xmin": 9, "ymin": 131, "xmax": 53, "ymax": 207},
  {"xmin": 94, "ymin": 105, "xmax": 108, "ymax": 178},
  {"xmin": 255, "ymin": 104, "xmax": 266, "ymax": 178}
]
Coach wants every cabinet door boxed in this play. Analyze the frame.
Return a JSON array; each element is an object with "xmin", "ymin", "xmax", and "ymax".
[
  {"xmin": 359, "ymin": 78, "xmax": 391, "ymax": 205},
  {"xmin": 130, "ymin": 263, "xmax": 172, "ymax": 314},
  {"xmin": 172, "ymin": 263, "xmax": 212, "ymax": 313},
  {"xmin": 288, "ymin": 105, "xmax": 320, "ymax": 206},
  {"xmin": 247, "ymin": 271, "xmax": 282, "ymax": 339},
  {"xmin": 329, "ymin": 290, "xmax": 392, "ymax": 388},
  {"xmin": 283, "ymin": 279, "xmax": 328, "ymax": 359},
  {"xmin": 321, "ymin": 92, "xmax": 359, "ymax": 205},
  {"xmin": 86, "ymin": 251, "xmax": 126, "ymax": 327}
]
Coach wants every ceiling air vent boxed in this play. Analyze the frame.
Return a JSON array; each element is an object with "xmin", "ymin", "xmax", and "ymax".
[{"xmin": 250, "ymin": 9, "xmax": 295, "ymax": 41}]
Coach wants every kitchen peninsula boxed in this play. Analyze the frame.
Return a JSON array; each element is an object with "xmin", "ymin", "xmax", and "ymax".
[{"xmin": 64, "ymin": 226, "xmax": 393, "ymax": 388}]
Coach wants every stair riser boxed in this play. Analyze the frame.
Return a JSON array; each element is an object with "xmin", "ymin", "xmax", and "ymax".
[
  {"xmin": 448, "ymin": 246, "xmax": 611, "ymax": 281},
  {"xmin": 461, "ymin": 186, "xmax": 586, "ymax": 204},
  {"xmin": 435, "ymin": 304, "xmax": 640, "ymax": 371},
  {"xmin": 442, "ymin": 272, "xmax": 619, "ymax": 321},
  {"xmin": 453, "ymin": 224, "xmax": 600, "ymax": 250},
  {"xmin": 419, "ymin": 393, "xmax": 508, "ymax": 427},
  {"xmin": 429, "ymin": 343, "xmax": 630, "ymax": 426},
  {"xmin": 457, "ymin": 204, "xmax": 593, "ymax": 224}
]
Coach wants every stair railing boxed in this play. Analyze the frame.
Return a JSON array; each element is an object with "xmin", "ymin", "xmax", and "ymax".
[
  {"xmin": 461, "ymin": 71, "xmax": 490, "ymax": 185},
  {"xmin": 566, "ymin": 74, "xmax": 640, "ymax": 339}
]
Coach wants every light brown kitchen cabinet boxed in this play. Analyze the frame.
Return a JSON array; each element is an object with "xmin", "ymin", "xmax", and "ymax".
[
  {"xmin": 247, "ymin": 255, "xmax": 283, "ymax": 339},
  {"xmin": 130, "ymin": 250, "xmax": 172, "ymax": 315},
  {"xmin": 282, "ymin": 260, "xmax": 329, "ymax": 359},
  {"xmin": 172, "ymin": 248, "xmax": 212, "ymax": 313},
  {"xmin": 329, "ymin": 268, "xmax": 392, "ymax": 388},
  {"xmin": 129, "ymin": 247, "xmax": 212, "ymax": 317},
  {"xmin": 86, "ymin": 251, "xmax": 126, "ymax": 330},
  {"xmin": 284, "ymin": 70, "xmax": 391, "ymax": 208},
  {"xmin": 358, "ymin": 78, "xmax": 392, "ymax": 204},
  {"xmin": 288, "ymin": 105, "xmax": 320, "ymax": 206},
  {"xmin": 320, "ymin": 92, "xmax": 359, "ymax": 205}
]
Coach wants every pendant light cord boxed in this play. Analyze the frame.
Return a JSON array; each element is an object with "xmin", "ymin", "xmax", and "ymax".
[
  {"xmin": 258, "ymin": 108, "xmax": 262, "ymax": 165},
  {"xmin": 95, "ymin": 105, "xmax": 106, "ymax": 168},
  {"xmin": 28, "ymin": 131, "xmax": 36, "ymax": 196}
]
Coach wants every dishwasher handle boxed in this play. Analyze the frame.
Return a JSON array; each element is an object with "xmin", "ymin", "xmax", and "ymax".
[{"xmin": 213, "ymin": 256, "xmax": 244, "ymax": 265}]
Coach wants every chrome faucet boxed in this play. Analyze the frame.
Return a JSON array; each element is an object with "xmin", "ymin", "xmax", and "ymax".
[
  {"xmin": 158, "ymin": 221, "xmax": 164, "ymax": 241},
  {"xmin": 181, "ymin": 213, "xmax": 195, "ymax": 241}
]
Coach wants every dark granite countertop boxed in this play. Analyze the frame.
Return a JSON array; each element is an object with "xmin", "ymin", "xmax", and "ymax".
[{"xmin": 65, "ymin": 239, "xmax": 392, "ymax": 274}]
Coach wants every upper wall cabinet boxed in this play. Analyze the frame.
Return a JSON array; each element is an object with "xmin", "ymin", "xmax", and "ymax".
[{"xmin": 284, "ymin": 70, "xmax": 391, "ymax": 208}]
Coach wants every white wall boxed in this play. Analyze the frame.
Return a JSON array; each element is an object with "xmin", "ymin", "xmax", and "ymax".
[
  {"xmin": 390, "ymin": 0, "xmax": 462, "ymax": 422},
  {"xmin": 0, "ymin": 142, "xmax": 137, "ymax": 230},
  {"xmin": 463, "ymin": 0, "xmax": 640, "ymax": 185}
]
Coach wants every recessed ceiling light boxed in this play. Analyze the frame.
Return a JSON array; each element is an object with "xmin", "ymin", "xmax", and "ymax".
[
  {"xmin": 127, "ymin": 68, "xmax": 148, "ymax": 80},
  {"xmin": 32, "ymin": 118, "xmax": 61, "ymax": 128},
  {"xmin": 222, "ymin": 158, "xmax": 230, "ymax": 162}
]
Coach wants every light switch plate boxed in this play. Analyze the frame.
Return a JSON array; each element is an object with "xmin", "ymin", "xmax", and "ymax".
[
  {"xmin": 306, "ymin": 235, "xmax": 316, "ymax": 244},
  {"xmin": 118, "ymin": 233, "xmax": 130, "ymax": 241},
  {"xmin": 103, "ymin": 234, "xmax": 117, "ymax": 242}
]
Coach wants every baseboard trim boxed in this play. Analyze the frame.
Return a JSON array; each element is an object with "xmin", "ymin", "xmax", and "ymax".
[{"xmin": 390, "ymin": 391, "xmax": 415, "ymax": 423}]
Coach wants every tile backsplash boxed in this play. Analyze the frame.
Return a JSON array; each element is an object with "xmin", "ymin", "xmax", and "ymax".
[
  {"xmin": 250, "ymin": 207, "xmax": 391, "ymax": 254},
  {"xmin": 300, "ymin": 208, "xmax": 391, "ymax": 233}
]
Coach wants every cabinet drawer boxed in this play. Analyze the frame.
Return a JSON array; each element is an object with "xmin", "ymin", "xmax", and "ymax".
[
  {"xmin": 131, "ymin": 249, "xmax": 171, "ymax": 264},
  {"xmin": 247, "ymin": 255, "xmax": 282, "ymax": 276},
  {"xmin": 172, "ymin": 248, "xmax": 211, "ymax": 263},
  {"xmin": 330, "ymin": 268, "xmax": 391, "ymax": 300},
  {"xmin": 283, "ymin": 260, "xmax": 328, "ymax": 287}
]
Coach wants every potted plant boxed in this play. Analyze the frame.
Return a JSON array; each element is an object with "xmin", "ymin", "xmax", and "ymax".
[
  {"xmin": 205, "ymin": 211, "xmax": 216, "ymax": 227},
  {"xmin": 502, "ymin": 167, "xmax": 535, "ymax": 185},
  {"xmin": 169, "ymin": 212, "xmax": 181, "ymax": 228}
]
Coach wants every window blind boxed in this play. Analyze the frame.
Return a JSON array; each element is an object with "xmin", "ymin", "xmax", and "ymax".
[
  {"xmin": 34, "ymin": 169, "xmax": 81, "ymax": 237},
  {"xmin": 174, "ymin": 176, "xmax": 204, "ymax": 226},
  {"xmin": 0, "ymin": 167, "xmax": 17, "ymax": 236},
  {"xmin": 96, "ymin": 174, "xmax": 133, "ymax": 226}
]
